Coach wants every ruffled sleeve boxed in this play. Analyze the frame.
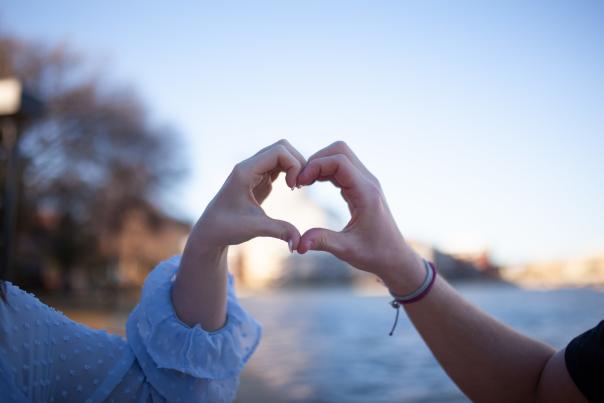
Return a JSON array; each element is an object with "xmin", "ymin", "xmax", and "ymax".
[{"xmin": 126, "ymin": 255, "xmax": 261, "ymax": 402}]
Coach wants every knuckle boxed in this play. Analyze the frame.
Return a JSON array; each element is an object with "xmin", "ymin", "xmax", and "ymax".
[
  {"xmin": 331, "ymin": 140, "xmax": 350, "ymax": 152},
  {"xmin": 277, "ymin": 138, "xmax": 290, "ymax": 147},
  {"xmin": 280, "ymin": 229, "xmax": 289, "ymax": 241},
  {"xmin": 333, "ymin": 153, "xmax": 350, "ymax": 166},
  {"xmin": 231, "ymin": 162, "xmax": 247, "ymax": 180},
  {"xmin": 365, "ymin": 172, "xmax": 381, "ymax": 188},
  {"xmin": 364, "ymin": 182, "xmax": 383, "ymax": 204},
  {"xmin": 316, "ymin": 232, "xmax": 328, "ymax": 249},
  {"xmin": 232, "ymin": 161, "xmax": 244, "ymax": 174},
  {"xmin": 274, "ymin": 144, "xmax": 288, "ymax": 155}
]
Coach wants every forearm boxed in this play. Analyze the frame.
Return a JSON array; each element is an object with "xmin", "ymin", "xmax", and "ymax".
[
  {"xmin": 171, "ymin": 234, "xmax": 228, "ymax": 331},
  {"xmin": 169, "ymin": 141, "xmax": 305, "ymax": 332},
  {"xmin": 395, "ymin": 257, "xmax": 555, "ymax": 402},
  {"xmin": 292, "ymin": 142, "xmax": 578, "ymax": 401}
]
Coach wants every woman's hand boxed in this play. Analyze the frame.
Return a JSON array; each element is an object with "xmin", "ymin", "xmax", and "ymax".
[
  {"xmin": 295, "ymin": 141, "xmax": 425, "ymax": 295},
  {"xmin": 189, "ymin": 139, "xmax": 306, "ymax": 252},
  {"xmin": 173, "ymin": 140, "xmax": 306, "ymax": 330}
]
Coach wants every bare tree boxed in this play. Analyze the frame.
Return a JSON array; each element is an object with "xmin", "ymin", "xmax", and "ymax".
[{"xmin": 0, "ymin": 34, "xmax": 187, "ymax": 286}]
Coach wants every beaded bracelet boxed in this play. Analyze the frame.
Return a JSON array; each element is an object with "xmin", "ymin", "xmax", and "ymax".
[{"xmin": 388, "ymin": 259, "xmax": 437, "ymax": 336}]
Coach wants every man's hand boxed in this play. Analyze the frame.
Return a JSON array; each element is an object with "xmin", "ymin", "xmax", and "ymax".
[{"xmin": 295, "ymin": 141, "xmax": 425, "ymax": 295}]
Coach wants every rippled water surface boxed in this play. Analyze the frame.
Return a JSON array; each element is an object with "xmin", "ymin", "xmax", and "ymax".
[{"xmin": 238, "ymin": 284, "xmax": 604, "ymax": 403}]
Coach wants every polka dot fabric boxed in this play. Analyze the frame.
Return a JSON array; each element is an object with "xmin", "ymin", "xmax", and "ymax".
[{"xmin": 0, "ymin": 255, "xmax": 262, "ymax": 402}]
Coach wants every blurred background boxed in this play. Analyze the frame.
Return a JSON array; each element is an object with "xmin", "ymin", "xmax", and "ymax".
[{"xmin": 1, "ymin": 1, "xmax": 603, "ymax": 402}]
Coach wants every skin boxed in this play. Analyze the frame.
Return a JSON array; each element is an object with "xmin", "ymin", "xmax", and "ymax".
[
  {"xmin": 296, "ymin": 141, "xmax": 586, "ymax": 403},
  {"xmin": 171, "ymin": 139, "xmax": 305, "ymax": 331}
]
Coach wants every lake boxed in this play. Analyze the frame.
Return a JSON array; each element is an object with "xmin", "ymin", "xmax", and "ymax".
[{"xmin": 235, "ymin": 284, "xmax": 604, "ymax": 403}]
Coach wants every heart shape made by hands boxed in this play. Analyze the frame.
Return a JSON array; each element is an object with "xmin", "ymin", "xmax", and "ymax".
[{"xmin": 260, "ymin": 178, "xmax": 344, "ymax": 238}]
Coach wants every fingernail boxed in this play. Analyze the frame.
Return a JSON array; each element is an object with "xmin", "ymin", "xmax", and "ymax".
[
  {"xmin": 296, "ymin": 184, "xmax": 301, "ymax": 189},
  {"xmin": 290, "ymin": 186, "xmax": 295, "ymax": 191},
  {"xmin": 288, "ymin": 239, "xmax": 293, "ymax": 253}
]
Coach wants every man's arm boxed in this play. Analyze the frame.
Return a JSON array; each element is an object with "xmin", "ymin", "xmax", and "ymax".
[
  {"xmin": 396, "ymin": 261, "xmax": 586, "ymax": 402},
  {"xmin": 296, "ymin": 141, "xmax": 586, "ymax": 402}
]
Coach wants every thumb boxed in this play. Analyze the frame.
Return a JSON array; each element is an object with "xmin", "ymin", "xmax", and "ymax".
[
  {"xmin": 298, "ymin": 227, "xmax": 349, "ymax": 257},
  {"xmin": 253, "ymin": 216, "xmax": 301, "ymax": 252}
]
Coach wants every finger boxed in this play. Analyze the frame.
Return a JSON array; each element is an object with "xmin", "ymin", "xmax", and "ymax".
[
  {"xmin": 304, "ymin": 140, "xmax": 377, "ymax": 184},
  {"xmin": 315, "ymin": 176, "xmax": 343, "ymax": 189},
  {"xmin": 251, "ymin": 145, "xmax": 302, "ymax": 189},
  {"xmin": 253, "ymin": 216, "xmax": 301, "ymax": 252},
  {"xmin": 277, "ymin": 139, "xmax": 307, "ymax": 171},
  {"xmin": 297, "ymin": 227, "xmax": 349, "ymax": 257},
  {"xmin": 297, "ymin": 154, "xmax": 363, "ymax": 190},
  {"xmin": 254, "ymin": 139, "xmax": 306, "ymax": 174}
]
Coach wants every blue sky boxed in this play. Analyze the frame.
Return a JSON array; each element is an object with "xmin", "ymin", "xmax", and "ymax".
[{"xmin": 2, "ymin": 1, "xmax": 603, "ymax": 264}]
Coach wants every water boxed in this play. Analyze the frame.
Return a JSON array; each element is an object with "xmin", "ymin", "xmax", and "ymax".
[{"xmin": 237, "ymin": 284, "xmax": 604, "ymax": 403}]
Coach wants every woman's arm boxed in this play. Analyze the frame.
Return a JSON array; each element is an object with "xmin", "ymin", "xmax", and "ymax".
[
  {"xmin": 296, "ymin": 141, "xmax": 586, "ymax": 402},
  {"xmin": 172, "ymin": 244, "xmax": 228, "ymax": 331},
  {"xmin": 172, "ymin": 139, "xmax": 305, "ymax": 330},
  {"xmin": 0, "ymin": 141, "xmax": 307, "ymax": 403}
]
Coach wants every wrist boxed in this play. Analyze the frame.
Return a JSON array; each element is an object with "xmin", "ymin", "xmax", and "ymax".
[
  {"xmin": 187, "ymin": 216, "xmax": 231, "ymax": 253},
  {"xmin": 378, "ymin": 246, "xmax": 426, "ymax": 296},
  {"xmin": 181, "ymin": 233, "xmax": 228, "ymax": 273}
]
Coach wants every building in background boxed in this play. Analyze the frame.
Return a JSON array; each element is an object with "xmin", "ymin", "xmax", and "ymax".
[
  {"xmin": 229, "ymin": 183, "xmax": 343, "ymax": 289},
  {"xmin": 102, "ymin": 199, "xmax": 191, "ymax": 288},
  {"xmin": 14, "ymin": 199, "xmax": 191, "ymax": 293},
  {"xmin": 501, "ymin": 253, "xmax": 604, "ymax": 288},
  {"xmin": 420, "ymin": 245, "xmax": 501, "ymax": 281},
  {"xmin": 229, "ymin": 184, "xmax": 500, "ymax": 290}
]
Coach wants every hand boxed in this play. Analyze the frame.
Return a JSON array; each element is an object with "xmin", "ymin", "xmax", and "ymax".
[
  {"xmin": 295, "ymin": 141, "xmax": 425, "ymax": 294},
  {"xmin": 189, "ymin": 139, "xmax": 306, "ymax": 254},
  {"xmin": 173, "ymin": 140, "xmax": 306, "ymax": 329}
]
